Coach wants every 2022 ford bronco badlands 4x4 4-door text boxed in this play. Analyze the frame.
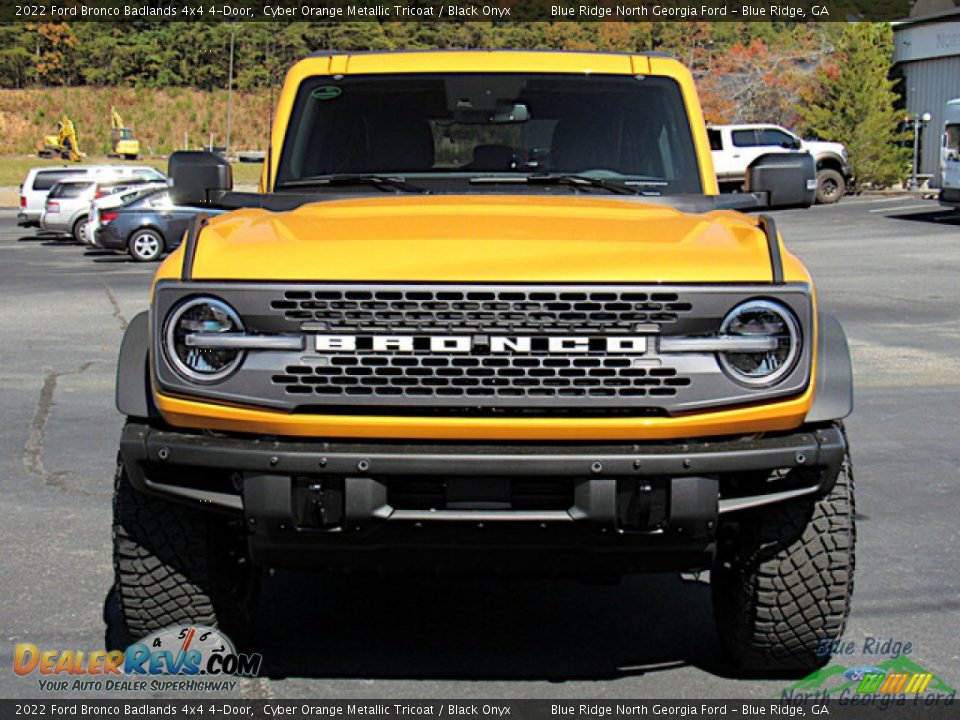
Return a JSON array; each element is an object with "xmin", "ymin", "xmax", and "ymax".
[{"xmin": 110, "ymin": 50, "xmax": 855, "ymax": 673}]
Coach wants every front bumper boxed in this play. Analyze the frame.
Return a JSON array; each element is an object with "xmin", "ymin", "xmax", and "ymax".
[{"xmin": 120, "ymin": 422, "xmax": 846, "ymax": 574}]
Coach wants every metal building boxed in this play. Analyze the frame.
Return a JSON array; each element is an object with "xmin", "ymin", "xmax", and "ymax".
[{"xmin": 893, "ymin": 7, "xmax": 960, "ymax": 181}]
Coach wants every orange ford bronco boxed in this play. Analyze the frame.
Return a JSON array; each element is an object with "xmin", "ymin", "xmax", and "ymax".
[{"xmin": 111, "ymin": 51, "xmax": 854, "ymax": 673}]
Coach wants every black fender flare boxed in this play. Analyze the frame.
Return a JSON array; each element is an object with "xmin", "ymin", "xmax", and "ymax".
[
  {"xmin": 814, "ymin": 152, "xmax": 845, "ymax": 169},
  {"xmin": 115, "ymin": 311, "xmax": 157, "ymax": 419},
  {"xmin": 806, "ymin": 312, "xmax": 854, "ymax": 423}
]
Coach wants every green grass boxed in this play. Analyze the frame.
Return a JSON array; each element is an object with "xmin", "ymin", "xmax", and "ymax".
[
  {"xmin": 0, "ymin": 155, "xmax": 262, "ymax": 188},
  {"xmin": 231, "ymin": 161, "xmax": 263, "ymax": 186}
]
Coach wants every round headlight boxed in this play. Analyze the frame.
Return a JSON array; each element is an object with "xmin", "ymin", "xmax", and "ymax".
[
  {"xmin": 164, "ymin": 297, "xmax": 244, "ymax": 382},
  {"xmin": 718, "ymin": 300, "xmax": 801, "ymax": 387}
]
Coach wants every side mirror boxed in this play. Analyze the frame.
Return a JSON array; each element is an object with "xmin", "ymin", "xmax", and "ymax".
[
  {"xmin": 168, "ymin": 151, "xmax": 232, "ymax": 206},
  {"xmin": 746, "ymin": 152, "xmax": 816, "ymax": 209}
]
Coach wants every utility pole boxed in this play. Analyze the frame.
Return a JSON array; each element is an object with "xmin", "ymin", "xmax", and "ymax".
[{"xmin": 225, "ymin": 23, "xmax": 236, "ymax": 158}]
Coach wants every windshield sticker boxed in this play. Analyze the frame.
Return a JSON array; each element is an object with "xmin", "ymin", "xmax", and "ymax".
[
  {"xmin": 311, "ymin": 86, "xmax": 342, "ymax": 101},
  {"xmin": 625, "ymin": 179, "xmax": 669, "ymax": 187}
]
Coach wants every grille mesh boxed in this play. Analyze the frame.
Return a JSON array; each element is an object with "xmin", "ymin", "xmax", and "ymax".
[
  {"xmin": 270, "ymin": 289, "xmax": 693, "ymax": 334},
  {"xmin": 273, "ymin": 356, "xmax": 691, "ymax": 400}
]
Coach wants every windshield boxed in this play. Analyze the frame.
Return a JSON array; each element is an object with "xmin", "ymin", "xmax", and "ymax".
[
  {"xmin": 130, "ymin": 189, "xmax": 171, "ymax": 210},
  {"xmin": 946, "ymin": 124, "xmax": 960, "ymax": 162},
  {"xmin": 49, "ymin": 181, "xmax": 94, "ymax": 199},
  {"xmin": 276, "ymin": 73, "xmax": 702, "ymax": 195}
]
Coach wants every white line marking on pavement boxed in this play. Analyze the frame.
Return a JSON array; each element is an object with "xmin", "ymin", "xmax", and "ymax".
[{"xmin": 868, "ymin": 204, "xmax": 929, "ymax": 213}]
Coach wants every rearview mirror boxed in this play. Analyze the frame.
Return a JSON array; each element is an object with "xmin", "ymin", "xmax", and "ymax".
[
  {"xmin": 491, "ymin": 102, "xmax": 529, "ymax": 123},
  {"xmin": 746, "ymin": 152, "xmax": 816, "ymax": 209},
  {"xmin": 168, "ymin": 151, "xmax": 232, "ymax": 206}
]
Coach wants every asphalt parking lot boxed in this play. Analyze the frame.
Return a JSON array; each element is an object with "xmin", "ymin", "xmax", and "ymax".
[{"xmin": 1, "ymin": 197, "xmax": 958, "ymax": 700}]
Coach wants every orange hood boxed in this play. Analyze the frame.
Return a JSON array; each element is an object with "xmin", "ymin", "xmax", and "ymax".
[{"xmin": 171, "ymin": 195, "xmax": 806, "ymax": 284}]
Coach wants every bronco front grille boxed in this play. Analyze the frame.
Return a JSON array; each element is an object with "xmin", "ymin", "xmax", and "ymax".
[
  {"xmin": 270, "ymin": 288, "xmax": 693, "ymax": 334},
  {"xmin": 273, "ymin": 356, "xmax": 690, "ymax": 400},
  {"xmin": 152, "ymin": 282, "xmax": 814, "ymax": 414}
]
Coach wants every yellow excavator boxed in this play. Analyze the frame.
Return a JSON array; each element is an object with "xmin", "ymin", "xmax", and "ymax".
[
  {"xmin": 109, "ymin": 107, "xmax": 140, "ymax": 160},
  {"xmin": 40, "ymin": 115, "xmax": 84, "ymax": 162}
]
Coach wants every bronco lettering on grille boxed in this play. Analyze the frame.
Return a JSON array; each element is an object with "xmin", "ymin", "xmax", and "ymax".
[{"xmin": 314, "ymin": 335, "xmax": 651, "ymax": 354}]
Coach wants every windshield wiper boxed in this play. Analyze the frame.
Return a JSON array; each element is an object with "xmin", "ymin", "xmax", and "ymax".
[
  {"xmin": 470, "ymin": 173, "xmax": 641, "ymax": 195},
  {"xmin": 277, "ymin": 174, "xmax": 428, "ymax": 194}
]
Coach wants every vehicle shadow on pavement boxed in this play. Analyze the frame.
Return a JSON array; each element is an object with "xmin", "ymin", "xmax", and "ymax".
[
  {"xmin": 883, "ymin": 209, "xmax": 960, "ymax": 225},
  {"xmin": 16, "ymin": 234, "xmax": 73, "ymax": 244},
  {"xmin": 39, "ymin": 239, "xmax": 79, "ymax": 247},
  {"xmin": 249, "ymin": 571, "xmax": 734, "ymax": 681}
]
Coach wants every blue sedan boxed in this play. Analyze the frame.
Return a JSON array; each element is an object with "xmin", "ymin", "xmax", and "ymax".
[{"xmin": 95, "ymin": 189, "xmax": 226, "ymax": 262}]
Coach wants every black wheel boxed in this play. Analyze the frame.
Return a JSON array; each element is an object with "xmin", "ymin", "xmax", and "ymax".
[
  {"xmin": 72, "ymin": 215, "xmax": 90, "ymax": 244},
  {"xmin": 712, "ymin": 436, "xmax": 855, "ymax": 674},
  {"xmin": 816, "ymin": 169, "xmax": 845, "ymax": 204},
  {"xmin": 109, "ymin": 460, "xmax": 256, "ymax": 650},
  {"xmin": 128, "ymin": 228, "xmax": 164, "ymax": 262},
  {"xmin": 124, "ymin": 154, "xmax": 138, "ymax": 161}
]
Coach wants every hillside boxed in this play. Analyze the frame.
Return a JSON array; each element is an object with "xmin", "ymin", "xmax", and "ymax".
[{"xmin": 0, "ymin": 87, "xmax": 272, "ymax": 156}]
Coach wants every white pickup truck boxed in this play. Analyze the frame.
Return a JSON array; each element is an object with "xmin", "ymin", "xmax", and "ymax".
[{"xmin": 709, "ymin": 124, "xmax": 851, "ymax": 204}]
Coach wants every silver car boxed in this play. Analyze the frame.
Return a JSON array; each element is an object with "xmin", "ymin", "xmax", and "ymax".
[
  {"xmin": 39, "ymin": 180, "xmax": 98, "ymax": 241},
  {"xmin": 18, "ymin": 164, "xmax": 166, "ymax": 229},
  {"xmin": 42, "ymin": 178, "xmax": 165, "ymax": 243}
]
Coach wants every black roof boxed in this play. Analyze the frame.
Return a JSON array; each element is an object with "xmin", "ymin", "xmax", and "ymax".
[{"xmin": 305, "ymin": 48, "xmax": 676, "ymax": 60}]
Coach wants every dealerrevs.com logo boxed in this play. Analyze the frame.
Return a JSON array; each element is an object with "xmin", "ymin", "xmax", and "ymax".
[{"xmin": 14, "ymin": 625, "xmax": 262, "ymax": 693}]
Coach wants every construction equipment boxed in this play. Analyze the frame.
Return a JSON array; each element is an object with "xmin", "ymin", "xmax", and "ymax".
[
  {"xmin": 39, "ymin": 115, "xmax": 84, "ymax": 162},
  {"xmin": 109, "ymin": 107, "xmax": 140, "ymax": 160}
]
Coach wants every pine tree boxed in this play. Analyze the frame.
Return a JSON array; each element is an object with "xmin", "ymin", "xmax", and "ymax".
[{"xmin": 798, "ymin": 23, "xmax": 909, "ymax": 188}]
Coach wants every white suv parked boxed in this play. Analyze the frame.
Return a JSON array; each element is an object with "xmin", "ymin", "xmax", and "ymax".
[
  {"xmin": 17, "ymin": 165, "xmax": 165, "ymax": 228},
  {"xmin": 708, "ymin": 124, "xmax": 852, "ymax": 204}
]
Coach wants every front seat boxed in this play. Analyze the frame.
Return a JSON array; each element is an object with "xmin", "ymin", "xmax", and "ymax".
[
  {"xmin": 550, "ymin": 117, "xmax": 620, "ymax": 173},
  {"xmin": 367, "ymin": 121, "xmax": 436, "ymax": 172}
]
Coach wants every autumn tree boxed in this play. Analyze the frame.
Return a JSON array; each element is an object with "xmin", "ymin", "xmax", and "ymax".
[
  {"xmin": 33, "ymin": 23, "xmax": 77, "ymax": 85},
  {"xmin": 798, "ymin": 22, "xmax": 908, "ymax": 188},
  {"xmin": 696, "ymin": 31, "xmax": 828, "ymax": 126}
]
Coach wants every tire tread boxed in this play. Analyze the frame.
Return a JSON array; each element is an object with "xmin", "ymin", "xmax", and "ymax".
[{"xmin": 714, "ymin": 433, "xmax": 856, "ymax": 673}]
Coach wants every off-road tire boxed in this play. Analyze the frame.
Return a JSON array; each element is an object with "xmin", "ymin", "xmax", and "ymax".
[
  {"xmin": 712, "ymin": 441, "xmax": 855, "ymax": 674},
  {"xmin": 109, "ymin": 461, "xmax": 256, "ymax": 650},
  {"xmin": 816, "ymin": 168, "xmax": 845, "ymax": 204}
]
